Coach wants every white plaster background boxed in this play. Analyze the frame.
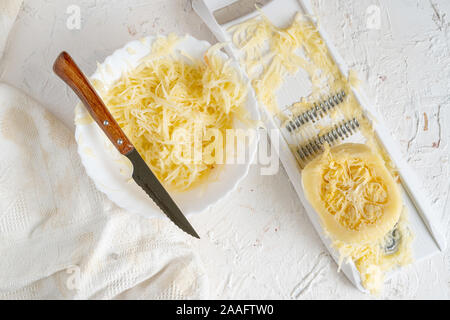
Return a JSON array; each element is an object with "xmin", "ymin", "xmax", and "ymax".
[{"xmin": 0, "ymin": 0, "xmax": 449, "ymax": 299}]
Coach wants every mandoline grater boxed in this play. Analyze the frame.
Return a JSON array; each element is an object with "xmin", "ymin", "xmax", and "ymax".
[{"xmin": 192, "ymin": 0, "xmax": 446, "ymax": 292}]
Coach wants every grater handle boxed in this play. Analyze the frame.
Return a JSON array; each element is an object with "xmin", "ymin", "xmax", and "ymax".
[{"xmin": 191, "ymin": 0, "xmax": 238, "ymax": 60}]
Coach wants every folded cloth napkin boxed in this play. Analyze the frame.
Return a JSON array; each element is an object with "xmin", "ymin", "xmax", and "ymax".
[{"xmin": 0, "ymin": 83, "xmax": 208, "ymax": 299}]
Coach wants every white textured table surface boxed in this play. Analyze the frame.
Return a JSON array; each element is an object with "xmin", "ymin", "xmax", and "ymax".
[{"xmin": 1, "ymin": 0, "xmax": 449, "ymax": 299}]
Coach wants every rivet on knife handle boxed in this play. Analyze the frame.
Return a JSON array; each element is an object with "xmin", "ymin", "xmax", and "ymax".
[{"xmin": 53, "ymin": 51, "xmax": 134, "ymax": 155}]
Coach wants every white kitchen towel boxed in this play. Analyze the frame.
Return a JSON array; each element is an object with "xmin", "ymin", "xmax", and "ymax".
[{"xmin": 0, "ymin": 82, "xmax": 208, "ymax": 299}]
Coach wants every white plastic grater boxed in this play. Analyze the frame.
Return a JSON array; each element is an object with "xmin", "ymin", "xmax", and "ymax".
[{"xmin": 192, "ymin": 0, "xmax": 446, "ymax": 292}]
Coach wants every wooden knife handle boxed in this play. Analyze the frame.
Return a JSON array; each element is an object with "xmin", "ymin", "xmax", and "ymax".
[{"xmin": 53, "ymin": 51, "xmax": 134, "ymax": 155}]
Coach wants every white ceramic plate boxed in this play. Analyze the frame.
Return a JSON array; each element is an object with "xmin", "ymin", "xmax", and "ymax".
[{"xmin": 74, "ymin": 34, "xmax": 260, "ymax": 218}]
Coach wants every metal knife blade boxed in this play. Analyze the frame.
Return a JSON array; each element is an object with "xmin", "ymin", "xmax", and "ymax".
[
  {"xmin": 213, "ymin": 0, "xmax": 274, "ymax": 25},
  {"xmin": 126, "ymin": 149, "xmax": 200, "ymax": 239}
]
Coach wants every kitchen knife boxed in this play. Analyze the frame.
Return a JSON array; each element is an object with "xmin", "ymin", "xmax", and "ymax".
[{"xmin": 53, "ymin": 51, "xmax": 200, "ymax": 239}]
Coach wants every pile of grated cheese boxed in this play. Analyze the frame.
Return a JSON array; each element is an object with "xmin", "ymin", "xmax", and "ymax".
[
  {"xmin": 96, "ymin": 36, "xmax": 249, "ymax": 191},
  {"xmin": 321, "ymin": 157, "xmax": 388, "ymax": 231}
]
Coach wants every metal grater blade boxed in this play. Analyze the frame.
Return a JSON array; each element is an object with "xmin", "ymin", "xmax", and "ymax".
[
  {"xmin": 297, "ymin": 118, "xmax": 360, "ymax": 163},
  {"xmin": 383, "ymin": 225, "xmax": 401, "ymax": 255},
  {"xmin": 286, "ymin": 90, "xmax": 347, "ymax": 132}
]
